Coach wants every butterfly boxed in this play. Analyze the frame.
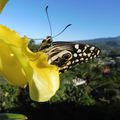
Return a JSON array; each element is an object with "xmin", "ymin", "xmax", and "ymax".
[{"xmin": 39, "ymin": 36, "xmax": 101, "ymax": 72}]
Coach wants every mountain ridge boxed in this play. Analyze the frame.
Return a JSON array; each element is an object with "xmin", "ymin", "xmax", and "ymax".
[{"xmin": 78, "ymin": 36, "xmax": 120, "ymax": 53}]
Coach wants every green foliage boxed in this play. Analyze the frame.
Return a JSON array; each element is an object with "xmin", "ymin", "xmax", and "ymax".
[
  {"xmin": 50, "ymin": 62, "xmax": 97, "ymax": 105},
  {"xmin": 28, "ymin": 39, "xmax": 40, "ymax": 52},
  {"xmin": 0, "ymin": 82, "xmax": 19, "ymax": 111},
  {"xmin": 50, "ymin": 57, "xmax": 120, "ymax": 105},
  {"xmin": 0, "ymin": 113, "xmax": 27, "ymax": 120}
]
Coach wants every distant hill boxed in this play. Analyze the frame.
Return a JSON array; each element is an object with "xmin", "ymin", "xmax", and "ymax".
[
  {"xmin": 54, "ymin": 36, "xmax": 120, "ymax": 54},
  {"xmin": 78, "ymin": 36, "xmax": 120, "ymax": 54}
]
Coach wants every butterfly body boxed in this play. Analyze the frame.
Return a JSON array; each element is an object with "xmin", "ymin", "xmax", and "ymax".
[{"xmin": 39, "ymin": 36, "xmax": 101, "ymax": 72}]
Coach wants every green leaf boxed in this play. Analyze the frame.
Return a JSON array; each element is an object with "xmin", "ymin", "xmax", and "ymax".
[{"xmin": 0, "ymin": 113, "xmax": 27, "ymax": 120}]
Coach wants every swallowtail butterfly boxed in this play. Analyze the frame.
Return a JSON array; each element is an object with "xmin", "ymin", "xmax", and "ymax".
[
  {"xmin": 39, "ymin": 36, "xmax": 101, "ymax": 72},
  {"xmin": 35, "ymin": 6, "xmax": 101, "ymax": 72}
]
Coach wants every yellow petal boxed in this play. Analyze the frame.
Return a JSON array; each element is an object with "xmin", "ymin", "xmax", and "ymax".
[
  {"xmin": 0, "ymin": 24, "xmax": 23, "ymax": 47},
  {"xmin": 0, "ymin": 0, "xmax": 8, "ymax": 13},
  {"xmin": 20, "ymin": 37, "xmax": 60, "ymax": 102},
  {"xmin": 0, "ymin": 24, "xmax": 60, "ymax": 102},
  {"xmin": 29, "ymin": 52, "xmax": 59, "ymax": 102},
  {"xmin": 0, "ymin": 25, "xmax": 29, "ymax": 86}
]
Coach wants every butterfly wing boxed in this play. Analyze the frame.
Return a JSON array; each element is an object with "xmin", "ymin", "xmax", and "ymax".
[{"xmin": 42, "ymin": 41, "xmax": 101, "ymax": 72}]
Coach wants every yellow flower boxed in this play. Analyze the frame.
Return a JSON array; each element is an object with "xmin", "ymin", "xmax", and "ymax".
[{"xmin": 0, "ymin": 24, "xmax": 60, "ymax": 102}]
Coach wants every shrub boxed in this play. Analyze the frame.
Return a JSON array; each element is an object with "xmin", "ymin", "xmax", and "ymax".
[{"xmin": 0, "ymin": 77, "xmax": 19, "ymax": 111}]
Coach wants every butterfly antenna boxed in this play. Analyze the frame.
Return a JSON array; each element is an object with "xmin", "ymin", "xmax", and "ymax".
[
  {"xmin": 27, "ymin": 6, "xmax": 52, "ymax": 41},
  {"xmin": 53, "ymin": 24, "xmax": 72, "ymax": 38},
  {"xmin": 46, "ymin": 6, "xmax": 53, "ymax": 37}
]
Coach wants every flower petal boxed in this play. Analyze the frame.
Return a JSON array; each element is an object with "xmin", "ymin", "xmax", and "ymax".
[
  {"xmin": 29, "ymin": 52, "xmax": 60, "ymax": 102},
  {"xmin": 0, "ymin": 25, "xmax": 29, "ymax": 86},
  {"xmin": 0, "ymin": 25, "xmax": 60, "ymax": 101}
]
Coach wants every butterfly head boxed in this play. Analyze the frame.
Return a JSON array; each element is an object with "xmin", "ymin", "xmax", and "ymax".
[{"xmin": 39, "ymin": 36, "xmax": 53, "ymax": 50}]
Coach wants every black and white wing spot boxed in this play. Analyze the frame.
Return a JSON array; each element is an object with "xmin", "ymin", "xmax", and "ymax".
[
  {"xmin": 70, "ymin": 43, "xmax": 100, "ymax": 65},
  {"xmin": 74, "ymin": 44, "xmax": 79, "ymax": 49},
  {"xmin": 42, "ymin": 41, "xmax": 101, "ymax": 72}
]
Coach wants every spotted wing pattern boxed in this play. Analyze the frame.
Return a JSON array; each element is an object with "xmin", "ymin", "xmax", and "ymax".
[{"xmin": 39, "ymin": 37, "xmax": 101, "ymax": 72}]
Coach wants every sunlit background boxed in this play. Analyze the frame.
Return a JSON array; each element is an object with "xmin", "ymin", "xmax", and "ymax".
[{"xmin": 0, "ymin": 0, "xmax": 120, "ymax": 42}]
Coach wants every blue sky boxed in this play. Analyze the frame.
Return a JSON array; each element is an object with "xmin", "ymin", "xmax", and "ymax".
[{"xmin": 0, "ymin": 0, "xmax": 120, "ymax": 42}]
